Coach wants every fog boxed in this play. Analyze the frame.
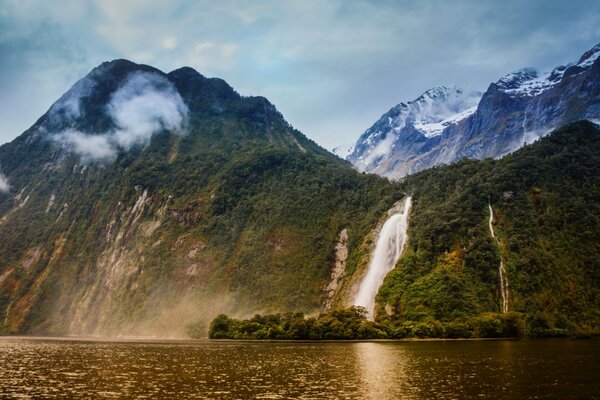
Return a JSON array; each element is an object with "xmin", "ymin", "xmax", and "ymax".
[{"xmin": 52, "ymin": 71, "xmax": 188, "ymax": 163}]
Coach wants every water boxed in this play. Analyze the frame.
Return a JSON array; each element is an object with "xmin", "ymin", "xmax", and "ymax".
[
  {"xmin": 0, "ymin": 337, "xmax": 598, "ymax": 399},
  {"xmin": 488, "ymin": 202, "xmax": 510, "ymax": 313},
  {"xmin": 354, "ymin": 196, "xmax": 412, "ymax": 317}
]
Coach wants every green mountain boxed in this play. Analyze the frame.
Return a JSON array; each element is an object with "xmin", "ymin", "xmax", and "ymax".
[
  {"xmin": 0, "ymin": 60, "xmax": 402, "ymax": 336},
  {"xmin": 377, "ymin": 121, "xmax": 600, "ymax": 336},
  {"xmin": 0, "ymin": 59, "xmax": 598, "ymax": 338}
]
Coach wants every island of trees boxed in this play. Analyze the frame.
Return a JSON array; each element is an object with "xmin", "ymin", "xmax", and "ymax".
[{"xmin": 207, "ymin": 306, "xmax": 524, "ymax": 340}]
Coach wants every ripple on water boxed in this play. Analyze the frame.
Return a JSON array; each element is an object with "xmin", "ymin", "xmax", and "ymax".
[{"xmin": 0, "ymin": 338, "xmax": 599, "ymax": 399}]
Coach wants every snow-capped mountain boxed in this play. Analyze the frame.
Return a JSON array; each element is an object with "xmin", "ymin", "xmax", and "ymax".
[
  {"xmin": 348, "ymin": 42, "xmax": 600, "ymax": 179},
  {"xmin": 348, "ymin": 86, "xmax": 481, "ymax": 176}
]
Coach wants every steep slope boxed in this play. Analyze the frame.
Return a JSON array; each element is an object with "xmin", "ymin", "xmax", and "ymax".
[
  {"xmin": 348, "ymin": 86, "xmax": 480, "ymax": 177},
  {"xmin": 350, "ymin": 43, "xmax": 600, "ymax": 179},
  {"xmin": 0, "ymin": 60, "xmax": 403, "ymax": 336},
  {"xmin": 377, "ymin": 121, "xmax": 600, "ymax": 336}
]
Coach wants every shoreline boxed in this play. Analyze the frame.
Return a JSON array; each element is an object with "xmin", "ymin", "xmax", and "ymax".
[{"xmin": 3, "ymin": 335, "xmax": 589, "ymax": 344}]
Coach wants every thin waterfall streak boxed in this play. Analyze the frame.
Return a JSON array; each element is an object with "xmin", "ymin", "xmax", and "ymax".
[
  {"xmin": 354, "ymin": 196, "xmax": 412, "ymax": 319},
  {"xmin": 489, "ymin": 200, "xmax": 509, "ymax": 313}
]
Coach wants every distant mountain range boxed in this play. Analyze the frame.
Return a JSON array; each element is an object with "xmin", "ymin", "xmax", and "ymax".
[{"xmin": 348, "ymin": 43, "xmax": 600, "ymax": 179}]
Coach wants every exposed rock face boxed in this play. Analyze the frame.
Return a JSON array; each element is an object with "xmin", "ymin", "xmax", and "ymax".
[
  {"xmin": 349, "ymin": 43, "xmax": 600, "ymax": 179},
  {"xmin": 323, "ymin": 228, "xmax": 348, "ymax": 311}
]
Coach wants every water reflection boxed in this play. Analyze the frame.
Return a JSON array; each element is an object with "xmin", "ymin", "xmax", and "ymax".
[
  {"xmin": 0, "ymin": 338, "xmax": 598, "ymax": 399},
  {"xmin": 353, "ymin": 342, "xmax": 408, "ymax": 399}
]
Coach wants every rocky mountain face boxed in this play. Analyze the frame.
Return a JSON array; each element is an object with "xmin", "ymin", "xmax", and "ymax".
[
  {"xmin": 0, "ymin": 60, "xmax": 402, "ymax": 336},
  {"xmin": 349, "ymin": 43, "xmax": 600, "ymax": 179}
]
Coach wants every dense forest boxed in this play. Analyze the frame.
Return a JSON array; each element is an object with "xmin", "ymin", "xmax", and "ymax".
[
  {"xmin": 207, "ymin": 307, "xmax": 522, "ymax": 339},
  {"xmin": 378, "ymin": 121, "xmax": 600, "ymax": 337},
  {"xmin": 0, "ymin": 60, "xmax": 403, "ymax": 336},
  {"xmin": 210, "ymin": 121, "xmax": 600, "ymax": 339}
]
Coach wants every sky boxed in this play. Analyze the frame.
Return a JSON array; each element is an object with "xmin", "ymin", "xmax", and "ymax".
[{"xmin": 0, "ymin": 0, "xmax": 599, "ymax": 150}]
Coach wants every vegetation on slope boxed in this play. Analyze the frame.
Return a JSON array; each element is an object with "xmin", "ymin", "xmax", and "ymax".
[
  {"xmin": 377, "ymin": 121, "xmax": 600, "ymax": 337},
  {"xmin": 0, "ymin": 61, "xmax": 404, "ymax": 335},
  {"xmin": 207, "ymin": 121, "xmax": 600, "ymax": 340}
]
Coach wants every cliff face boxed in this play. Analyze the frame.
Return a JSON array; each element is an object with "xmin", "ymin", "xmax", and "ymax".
[{"xmin": 0, "ymin": 60, "xmax": 402, "ymax": 336}]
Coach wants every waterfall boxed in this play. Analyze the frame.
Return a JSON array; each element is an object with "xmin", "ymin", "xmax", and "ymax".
[
  {"xmin": 354, "ymin": 196, "xmax": 412, "ymax": 319},
  {"xmin": 488, "ymin": 201, "xmax": 509, "ymax": 313}
]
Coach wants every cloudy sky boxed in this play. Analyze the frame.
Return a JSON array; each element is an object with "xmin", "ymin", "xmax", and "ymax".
[{"xmin": 0, "ymin": 0, "xmax": 599, "ymax": 150}]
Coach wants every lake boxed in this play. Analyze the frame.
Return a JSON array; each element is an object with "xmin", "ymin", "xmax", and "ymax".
[{"xmin": 0, "ymin": 337, "xmax": 598, "ymax": 399}]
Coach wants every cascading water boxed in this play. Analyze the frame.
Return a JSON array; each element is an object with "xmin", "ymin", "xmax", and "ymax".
[
  {"xmin": 354, "ymin": 196, "xmax": 412, "ymax": 319},
  {"xmin": 488, "ymin": 201, "xmax": 509, "ymax": 313}
]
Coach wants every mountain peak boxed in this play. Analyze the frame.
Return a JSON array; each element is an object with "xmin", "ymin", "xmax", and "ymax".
[
  {"xmin": 347, "ymin": 41, "xmax": 600, "ymax": 180},
  {"xmin": 496, "ymin": 67, "xmax": 539, "ymax": 91},
  {"xmin": 415, "ymin": 85, "xmax": 463, "ymax": 102},
  {"xmin": 168, "ymin": 66, "xmax": 205, "ymax": 80},
  {"xmin": 577, "ymin": 42, "xmax": 600, "ymax": 68}
]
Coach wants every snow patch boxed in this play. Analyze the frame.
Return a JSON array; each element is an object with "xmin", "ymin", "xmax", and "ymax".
[
  {"xmin": 497, "ymin": 45, "xmax": 599, "ymax": 97},
  {"xmin": 414, "ymin": 105, "xmax": 478, "ymax": 138},
  {"xmin": 577, "ymin": 43, "xmax": 600, "ymax": 68}
]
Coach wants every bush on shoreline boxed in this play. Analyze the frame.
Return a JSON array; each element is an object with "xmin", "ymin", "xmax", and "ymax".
[{"xmin": 208, "ymin": 307, "xmax": 525, "ymax": 340}]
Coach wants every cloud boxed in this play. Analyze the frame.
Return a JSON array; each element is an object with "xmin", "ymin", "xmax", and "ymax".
[
  {"xmin": 53, "ymin": 130, "xmax": 116, "ymax": 163},
  {"xmin": 0, "ymin": 172, "xmax": 9, "ymax": 193},
  {"xmin": 108, "ymin": 72, "xmax": 189, "ymax": 150},
  {"xmin": 48, "ymin": 73, "xmax": 97, "ymax": 126},
  {"xmin": 52, "ymin": 71, "xmax": 188, "ymax": 163},
  {"xmin": 1, "ymin": 0, "xmax": 600, "ymax": 149}
]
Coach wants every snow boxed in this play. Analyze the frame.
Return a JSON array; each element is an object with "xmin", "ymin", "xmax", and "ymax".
[
  {"xmin": 498, "ymin": 43, "xmax": 600, "ymax": 97},
  {"xmin": 410, "ymin": 86, "xmax": 481, "ymax": 138},
  {"xmin": 577, "ymin": 44, "xmax": 600, "ymax": 68},
  {"xmin": 414, "ymin": 105, "xmax": 478, "ymax": 138},
  {"xmin": 351, "ymin": 86, "xmax": 481, "ymax": 168},
  {"xmin": 497, "ymin": 67, "xmax": 563, "ymax": 97}
]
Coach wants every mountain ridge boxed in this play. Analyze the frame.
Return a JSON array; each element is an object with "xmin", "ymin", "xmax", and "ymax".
[{"xmin": 349, "ymin": 42, "xmax": 600, "ymax": 179}]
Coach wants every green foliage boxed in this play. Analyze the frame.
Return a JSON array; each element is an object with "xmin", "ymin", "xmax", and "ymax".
[
  {"xmin": 208, "ymin": 308, "xmax": 524, "ymax": 339},
  {"xmin": 377, "ymin": 121, "xmax": 600, "ymax": 337},
  {"xmin": 208, "ymin": 307, "xmax": 389, "ymax": 340},
  {"xmin": 0, "ymin": 86, "xmax": 401, "ymax": 335}
]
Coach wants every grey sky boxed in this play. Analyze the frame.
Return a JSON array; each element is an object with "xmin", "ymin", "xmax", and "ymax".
[{"xmin": 0, "ymin": 0, "xmax": 599, "ymax": 150}]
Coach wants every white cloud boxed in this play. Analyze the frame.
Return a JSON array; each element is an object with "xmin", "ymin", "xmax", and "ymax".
[
  {"xmin": 0, "ymin": 173, "xmax": 9, "ymax": 193},
  {"xmin": 2, "ymin": 0, "xmax": 600, "ymax": 150},
  {"xmin": 52, "ymin": 71, "xmax": 188, "ymax": 163},
  {"xmin": 108, "ymin": 72, "xmax": 189, "ymax": 150},
  {"xmin": 53, "ymin": 130, "xmax": 116, "ymax": 163}
]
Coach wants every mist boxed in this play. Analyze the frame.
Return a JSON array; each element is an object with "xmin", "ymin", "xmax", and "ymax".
[{"xmin": 52, "ymin": 71, "xmax": 189, "ymax": 163}]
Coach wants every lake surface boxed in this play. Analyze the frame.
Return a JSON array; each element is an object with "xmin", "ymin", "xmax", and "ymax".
[{"xmin": 0, "ymin": 337, "xmax": 598, "ymax": 399}]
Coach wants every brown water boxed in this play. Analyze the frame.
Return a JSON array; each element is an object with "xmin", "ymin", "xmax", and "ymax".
[{"xmin": 0, "ymin": 337, "xmax": 598, "ymax": 399}]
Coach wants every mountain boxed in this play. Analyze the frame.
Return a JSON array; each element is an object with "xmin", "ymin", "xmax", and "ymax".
[
  {"xmin": 0, "ymin": 59, "xmax": 403, "ymax": 336},
  {"xmin": 1, "ymin": 59, "xmax": 598, "ymax": 339},
  {"xmin": 375, "ymin": 121, "xmax": 600, "ymax": 336},
  {"xmin": 349, "ymin": 43, "xmax": 600, "ymax": 179}
]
